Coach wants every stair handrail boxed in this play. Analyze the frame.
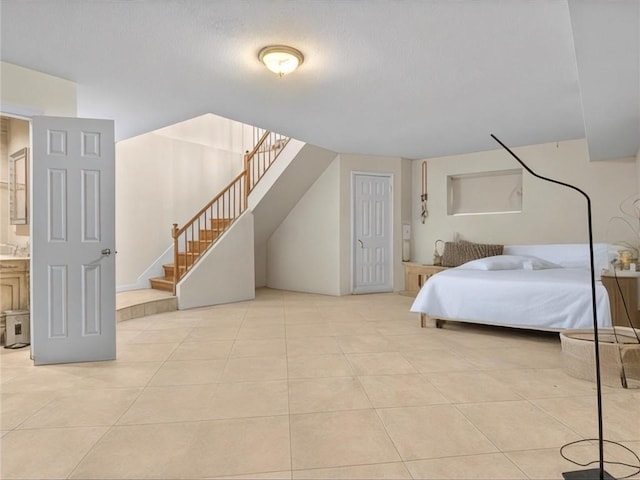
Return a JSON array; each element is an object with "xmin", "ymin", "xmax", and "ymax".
[
  {"xmin": 169, "ymin": 130, "xmax": 290, "ymax": 292},
  {"xmin": 172, "ymin": 171, "xmax": 246, "ymax": 290},
  {"xmin": 245, "ymin": 130, "xmax": 291, "ymax": 194}
]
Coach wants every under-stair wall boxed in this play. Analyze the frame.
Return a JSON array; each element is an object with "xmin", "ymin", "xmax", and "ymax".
[
  {"xmin": 250, "ymin": 142, "xmax": 338, "ymax": 287},
  {"xmin": 176, "ymin": 211, "xmax": 255, "ymax": 309}
]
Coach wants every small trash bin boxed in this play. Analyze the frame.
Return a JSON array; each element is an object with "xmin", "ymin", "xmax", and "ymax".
[{"xmin": 4, "ymin": 310, "xmax": 30, "ymax": 348}]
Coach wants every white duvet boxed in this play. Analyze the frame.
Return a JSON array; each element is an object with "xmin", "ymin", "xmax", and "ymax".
[{"xmin": 410, "ymin": 267, "xmax": 612, "ymax": 331}]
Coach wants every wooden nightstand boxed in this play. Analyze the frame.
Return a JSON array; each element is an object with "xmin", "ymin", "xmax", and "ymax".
[
  {"xmin": 401, "ymin": 262, "xmax": 448, "ymax": 297},
  {"xmin": 601, "ymin": 271, "xmax": 640, "ymax": 328}
]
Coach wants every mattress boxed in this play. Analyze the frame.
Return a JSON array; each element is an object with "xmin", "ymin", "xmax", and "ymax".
[{"xmin": 410, "ymin": 267, "xmax": 612, "ymax": 331}]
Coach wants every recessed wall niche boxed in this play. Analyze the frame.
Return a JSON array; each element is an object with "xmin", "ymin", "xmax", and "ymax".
[{"xmin": 447, "ymin": 169, "xmax": 522, "ymax": 216}]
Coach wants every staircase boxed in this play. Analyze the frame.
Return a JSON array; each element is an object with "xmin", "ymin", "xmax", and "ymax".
[
  {"xmin": 149, "ymin": 130, "xmax": 289, "ymax": 294},
  {"xmin": 149, "ymin": 218, "xmax": 232, "ymax": 292}
]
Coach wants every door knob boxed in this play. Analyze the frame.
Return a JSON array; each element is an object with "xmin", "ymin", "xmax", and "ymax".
[
  {"xmin": 358, "ymin": 240, "xmax": 364, "ymax": 248},
  {"xmin": 101, "ymin": 248, "xmax": 112, "ymax": 256}
]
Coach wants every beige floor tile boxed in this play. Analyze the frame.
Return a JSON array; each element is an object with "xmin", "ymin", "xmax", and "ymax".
[
  {"xmin": 290, "ymin": 409, "xmax": 400, "ymax": 470},
  {"xmin": 116, "ymin": 329, "xmax": 144, "ymax": 344},
  {"xmin": 286, "ymin": 323, "xmax": 334, "ymax": 338},
  {"xmin": 231, "ymin": 338, "xmax": 287, "ymax": 358},
  {"xmin": 287, "ymin": 354, "xmax": 354, "ymax": 379},
  {"xmin": 168, "ymin": 339, "xmax": 234, "ymax": 360},
  {"xmin": 486, "ymin": 368, "xmax": 606, "ymax": 399},
  {"xmin": 127, "ymin": 327, "xmax": 190, "ymax": 344},
  {"xmin": 76, "ymin": 362, "xmax": 163, "ymax": 389},
  {"xmin": 69, "ymin": 422, "xmax": 199, "ymax": 479},
  {"xmin": 185, "ymin": 325, "xmax": 240, "ymax": 341},
  {"xmin": 115, "ymin": 342, "xmax": 178, "ymax": 362},
  {"xmin": 402, "ymin": 349, "xmax": 477, "ymax": 373},
  {"xmin": 463, "ymin": 346, "xmax": 563, "ymax": 370},
  {"xmin": 1, "ymin": 366, "xmax": 85, "ymax": 394},
  {"xmin": 286, "ymin": 337, "xmax": 342, "ymax": 356},
  {"xmin": 192, "ymin": 314, "xmax": 246, "ymax": 326},
  {"xmin": 148, "ymin": 359, "xmax": 226, "ymax": 386},
  {"xmin": 346, "ymin": 352, "xmax": 417, "ymax": 375},
  {"xmin": 142, "ymin": 316, "xmax": 200, "ymax": 330},
  {"xmin": 208, "ymin": 380, "xmax": 289, "ymax": 419},
  {"xmin": 289, "ymin": 377, "xmax": 371, "ymax": 414},
  {"xmin": 377, "ymin": 405, "xmax": 498, "ymax": 460},
  {"xmin": 329, "ymin": 321, "xmax": 377, "ymax": 336},
  {"xmin": 358, "ymin": 374, "xmax": 449, "ymax": 408},
  {"xmin": 213, "ymin": 471, "xmax": 292, "ymax": 479},
  {"xmin": 293, "ymin": 462, "xmax": 411, "ymax": 479},
  {"xmin": 244, "ymin": 307, "xmax": 285, "ymax": 319},
  {"xmin": 19, "ymin": 387, "xmax": 141, "ymax": 428},
  {"xmin": 424, "ymin": 371, "xmax": 523, "ymax": 403},
  {"xmin": 222, "ymin": 355, "xmax": 288, "ymax": 382},
  {"xmin": 385, "ymin": 333, "xmax": 448, "ymax": 351},
  {"xmin": 1, "ymin": 391, "xmax": 58, "ymax": 430},
  {"xmin": 405, "ymin": 452, "xmax": 527, "ymax": 479},
  {"xmin": 457, "ymin": 400, "xmax": 580, "ymax": 451},
  {"xmin": 180, "ymin": 416, "xmax": 291, "ymax": 478},
  {"xmin": 2, "ymin": 426, "xmax": 107, "ymax": 479},
  {"xmin": 117, "ymin": 384, "xmax": 217, "ymax": 425},
  {"xmin": 505, "ymin": 445, "xmax": 636, "ymax": 480},
  {"xmin": 336, "ymin": 335, "xmax": 395, "ymax": 353},
  {"xmin": 237, "ymin": 324, "xmax": 286, "ymax": 339},
  {"xmin": 0, "ymin": 348, "xmax": 33, "ymax": 368},
  {"xmin": 607, "ymin": 441, "xmax": 640, "ymax": 479},
  {"xmin": 531, "ymin": 393, "xmax": 640, "ymax": 442},
  {"xmin": 242, "ymin": 316, "xmax": 286, "ymax": 327},
  {"xmin": 284, "ymin": 313, "xmax": 325, "ymax": 325},
  {"xmin": 374, "ymin": 320, "xmax": 424, "ymax": 336}
]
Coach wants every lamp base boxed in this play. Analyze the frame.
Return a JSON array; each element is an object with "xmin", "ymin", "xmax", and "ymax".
[{"xmin": 562, "ymin": 468, "xmax": 616, "ymax": 479}]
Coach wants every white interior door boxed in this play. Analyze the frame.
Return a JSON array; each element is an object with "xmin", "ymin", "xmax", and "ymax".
[
  {"xmin": 31, "ymin": 116, "xmax": 116, "ymax": 365},
  {"xmin": 353, "ymin": 173, "xmax": 393, "ymax": 294}
]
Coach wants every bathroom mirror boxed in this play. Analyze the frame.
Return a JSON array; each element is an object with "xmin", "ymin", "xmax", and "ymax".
[{"xmin": 9, "ymin": 147, "xmax": 28, "ymax": 225}]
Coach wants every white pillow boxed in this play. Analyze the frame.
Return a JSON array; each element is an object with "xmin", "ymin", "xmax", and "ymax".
[{"xmin": 457, "ymin": 255, "xmax": 562, "ymax": 271}]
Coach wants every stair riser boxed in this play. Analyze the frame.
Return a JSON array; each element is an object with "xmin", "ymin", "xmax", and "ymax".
[
  {"xmin": 162, "ymin": 264, "xmax": 185, "ymax": 278},
  {"xmin": 200, "ymin": 229, "xmax": 220, "ymax": 241},
  {"xmin": 210, "ymin": 218, "xmax": 232, "ymax": 229},
  {"xmin": 187, "ymin": 240, "xmax": 212, "ymax": 252}
]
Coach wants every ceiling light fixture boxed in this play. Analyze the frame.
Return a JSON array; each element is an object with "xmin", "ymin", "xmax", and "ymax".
[{"xmin": 258, "ymin": 45, "xmax": 304, "ymax": 77}]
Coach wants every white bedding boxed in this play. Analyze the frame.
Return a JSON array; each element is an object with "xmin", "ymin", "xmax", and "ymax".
[{"xmin": 410, "ymin": 266, "xmax": 612, "ymax": 331}]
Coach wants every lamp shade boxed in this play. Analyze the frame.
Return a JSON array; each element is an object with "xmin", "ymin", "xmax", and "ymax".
[{"xmin": 259, "ymin": 45, "xmax": 304, "ymax": 77}]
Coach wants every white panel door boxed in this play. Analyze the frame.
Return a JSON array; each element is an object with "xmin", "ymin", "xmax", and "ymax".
[
  {"xmin": 353, "ymin": 173, "xmax": 392, "ymax": 294},
  {"xmin": 31, "ymin": 116, "xmax": 116, "ymax": 365}
]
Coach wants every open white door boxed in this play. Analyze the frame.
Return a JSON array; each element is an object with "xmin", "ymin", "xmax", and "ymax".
[
  {"xmin": 31, "ymin": 116, "xmax": 116, "ymax": 365},
  {"xmin": 352, "ymin": 173, "xmax": 393, "ymax": 294}
]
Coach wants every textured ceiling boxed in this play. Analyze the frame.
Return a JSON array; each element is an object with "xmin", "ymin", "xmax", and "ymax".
[{"xmin": 1, "ymin": 0, "xmax": 638, "ymax": 160}]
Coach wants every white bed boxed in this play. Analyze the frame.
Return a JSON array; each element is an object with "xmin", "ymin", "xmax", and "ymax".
[{"xmin": 410, "ymin": 243, "xmax": 613, "ymax": 331}]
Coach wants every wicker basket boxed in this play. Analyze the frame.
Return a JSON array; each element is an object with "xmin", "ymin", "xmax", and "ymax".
[{"xmin": 560, "ymin": 328, "xmax": 640, "ymax": 388}]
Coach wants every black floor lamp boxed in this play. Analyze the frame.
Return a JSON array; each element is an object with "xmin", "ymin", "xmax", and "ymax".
[{"xmin": 490, "ymin": 134, "xmax": 613, "ymax": 480}]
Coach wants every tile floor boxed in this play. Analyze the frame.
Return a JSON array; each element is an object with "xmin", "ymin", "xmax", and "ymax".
[{"xmin": 1, "ymin": 288, "xmax": 639, "ymax": 479}]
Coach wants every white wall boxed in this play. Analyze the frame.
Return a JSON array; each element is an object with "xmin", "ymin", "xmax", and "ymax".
[
  {"xmin": 267, "ymin": 158, "xmax": 341, "ymax": 295},
  {"xmin": 266, "ymin": 153, "xmax": 410, "ymax": 296},
  {"xmin": 411, "ymin": 139, "xmax": 638, "ymax": 264},
  {"xmin": 177, "ymin": 211, "xmax": 255, "ymax": 309},
  {"xmin": 116, "ymin": 115, "xmax": 248, "ymax": 288},
  {"xmin": 0, "ymin": 62, "xmax": 77, "ymax": 117}
]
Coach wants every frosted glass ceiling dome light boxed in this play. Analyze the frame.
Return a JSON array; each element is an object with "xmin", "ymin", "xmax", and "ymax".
[{"xmin": 259, "ymin": 45, "xmax": 304, "ymax": 77}]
